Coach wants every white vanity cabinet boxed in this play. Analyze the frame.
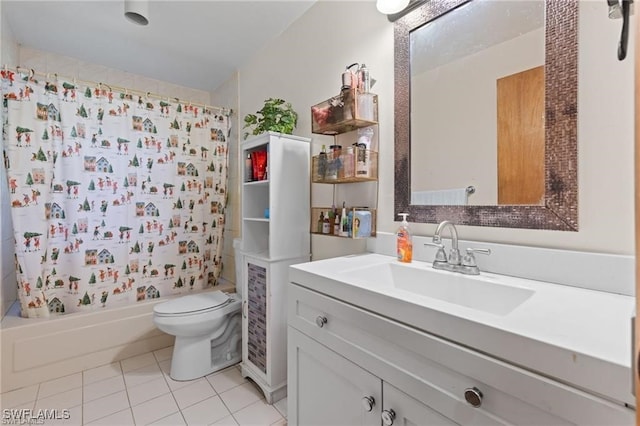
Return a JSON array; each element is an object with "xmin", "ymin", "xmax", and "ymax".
[
  {"xmin": 239, "ymin": 132, "xmax": 310, "ymax": 403},
  {"xmin": 287, "ymin": 282, "xmax": 634, "ymax": 425}
]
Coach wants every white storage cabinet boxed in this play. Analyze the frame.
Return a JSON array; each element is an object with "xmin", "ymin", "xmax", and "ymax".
[{"xmin": 240, "ymin": 132, "xmax": 310, "ymax": 403}]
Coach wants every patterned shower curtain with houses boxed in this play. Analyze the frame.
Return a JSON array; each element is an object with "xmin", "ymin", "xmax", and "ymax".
[{"xmin": 2, "ymin": 71, "xmax": 230, "ymax": 318}]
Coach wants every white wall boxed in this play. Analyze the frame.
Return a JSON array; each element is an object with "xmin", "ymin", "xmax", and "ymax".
[{"xmin": 233, "ymin": 0, "xmax": 635, "ymax": 257}]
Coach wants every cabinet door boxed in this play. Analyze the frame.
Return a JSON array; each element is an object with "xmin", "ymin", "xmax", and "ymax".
[
  {"xmin": 288, "ymin": 327, "xmax": 380, "ymax": 426},
  {"xmin": 244, "ymin": 259, "xmax": 268, "ymax": 375},
  {"xmin": 382, "ymin": 382, "xmax": 458, "ymax": 426}
]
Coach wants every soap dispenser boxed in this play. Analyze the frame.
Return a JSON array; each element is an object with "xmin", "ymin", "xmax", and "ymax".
[{"xmin": 397, "ymin": 213, "xmax": 413, "ymax": 263}]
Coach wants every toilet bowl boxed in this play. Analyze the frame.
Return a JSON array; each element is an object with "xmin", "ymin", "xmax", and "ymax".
[{"xmin": 153, "ymin": 290, "xmax": 242, "ymax": 381}]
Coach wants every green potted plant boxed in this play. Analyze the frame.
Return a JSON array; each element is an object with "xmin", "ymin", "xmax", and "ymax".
[{"xmin": 243, "ymin": 98, "xmax": 298, "ymax": 139}]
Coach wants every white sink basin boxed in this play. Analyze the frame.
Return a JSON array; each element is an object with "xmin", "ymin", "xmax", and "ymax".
[{"xmin": 340, "ymin": 262, "xmax": 534, "ymax": 316}]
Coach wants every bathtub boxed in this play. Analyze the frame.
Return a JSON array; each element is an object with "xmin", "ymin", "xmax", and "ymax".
[{"xmin": 0, "ymin": 281, "xmax": 234, "ymax": 393}]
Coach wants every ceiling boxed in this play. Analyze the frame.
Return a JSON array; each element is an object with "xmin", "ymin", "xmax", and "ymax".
[{"xmin": 2, "ymin": 1, "xmax": 316, "ymax": 93}]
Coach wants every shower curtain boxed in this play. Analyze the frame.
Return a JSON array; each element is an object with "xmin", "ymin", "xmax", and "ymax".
[{"xmin": 2, "ymin": 71, "xmax": 231, "ymax": 318}]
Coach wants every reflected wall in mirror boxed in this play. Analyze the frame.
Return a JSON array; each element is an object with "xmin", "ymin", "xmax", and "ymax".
[{"xmin": 394, "ymin": 0, "xmax": 578, "ymax": 230}]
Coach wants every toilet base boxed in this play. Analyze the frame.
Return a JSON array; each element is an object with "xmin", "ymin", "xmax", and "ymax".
[{"xmin": 169, "ymin": 313, "xmax": 241, "ymax": 381}]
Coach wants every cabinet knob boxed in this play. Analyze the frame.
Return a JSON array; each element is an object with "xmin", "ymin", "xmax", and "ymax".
[
  {"xmin": 315, "ymin": 316, "xmax": 328, "ymax": 328},
  {"xmin": 464, "ymin": 387, "xmax": 483, "ymax": 408},
  {"xmin": 381, "ymin": 409, "xmax": 396, "ymax": 425},
  {"xmin": 361, "ymin": 396, "xmax": 375, "ymax": 412}
]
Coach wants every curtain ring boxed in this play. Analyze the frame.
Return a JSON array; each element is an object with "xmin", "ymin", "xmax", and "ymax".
[{"xmin": 29, "ymin": 69, "xmax": 35, "ymax": 79}]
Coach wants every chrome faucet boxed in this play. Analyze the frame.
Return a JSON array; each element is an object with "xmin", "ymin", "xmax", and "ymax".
[
  {"xmin": 432, "ymin": 220, "xmax": 461, "ymax": 268},
  {"xmin": 425, "ymin": 220, "xmax": 491, "ymax": 275}
]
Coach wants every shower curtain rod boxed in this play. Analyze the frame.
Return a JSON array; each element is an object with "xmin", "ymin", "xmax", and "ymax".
[{"xmin": 3, "ymin": 65, "xmax": 232, "ymax": 116}]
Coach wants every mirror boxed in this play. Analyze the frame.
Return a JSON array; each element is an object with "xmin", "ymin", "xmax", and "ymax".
[{"xmin": 394, "ymin": 0, "xmax": 578, "ymax": 230}]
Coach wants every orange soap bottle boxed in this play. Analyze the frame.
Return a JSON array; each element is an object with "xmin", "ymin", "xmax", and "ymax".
[{"xmin": 396, "ymin": 213, "xmax": 413, "ymax": 263}]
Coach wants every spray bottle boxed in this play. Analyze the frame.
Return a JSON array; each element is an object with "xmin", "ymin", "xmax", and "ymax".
[{"xmin": 397, "ymin": 213, "xmax": 412, "ymax": 263}]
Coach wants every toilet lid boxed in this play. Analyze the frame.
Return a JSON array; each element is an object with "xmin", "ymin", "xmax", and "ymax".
[{"xmin": 153, "ymin": 291, "xmax": 229, "ymax": 315}]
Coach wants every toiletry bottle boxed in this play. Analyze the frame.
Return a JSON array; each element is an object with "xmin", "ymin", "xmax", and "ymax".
[
  {"xmin": 356, "ymin": 127, "xmax": 373, "ymax": 177},
  {"xmin": 333, "ymin": 207, "xmax": 341, "ymax": 235},
  {"xmin": 317, "ymin": 211, "xmax": 324, "ymax": 234},
  {"xmin": 397, "ymin": 213, "xmax": 413, "ymax": 263},
  {"xmin": 327, "ymin": 207, "xmax": 335, "ymax": 235},
  {"xmin": 341, "ymin": 202, "xmax": 348, "ymax": 237},
  {"xmin": 244, "ymin": 153, "xmax": 252, "ymax": 182},
  {"xmin": 322, "ymin": 211, "xmax": 331, "ymax": 234},
  {"xmin": 318, "ymin": 145, "xmax": 328, "ymax": 180}
]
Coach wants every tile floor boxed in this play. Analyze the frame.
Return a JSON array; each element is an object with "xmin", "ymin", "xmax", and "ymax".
[{"xmin": 0, "ymin": 347, "xmax": 287, "ymax": 425}]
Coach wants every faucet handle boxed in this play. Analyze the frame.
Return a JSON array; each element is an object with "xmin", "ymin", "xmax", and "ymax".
[
  {"xmin": 462, "ymin": 248, "xmax": 491, "ymax": 267},
  {"xmin": 424, "ymin": 242, "xmax": 447, "ymax": 263}
]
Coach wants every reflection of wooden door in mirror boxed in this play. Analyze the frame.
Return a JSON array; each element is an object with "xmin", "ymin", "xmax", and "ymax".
[{"xmin": 497, "ymin": 65, "xmax": 544, "ymax": 205}]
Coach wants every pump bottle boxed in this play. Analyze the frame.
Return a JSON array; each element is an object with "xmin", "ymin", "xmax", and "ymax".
[{"xmin": 397, "ymin": 213, "xmax": 413, "ymax": 263}]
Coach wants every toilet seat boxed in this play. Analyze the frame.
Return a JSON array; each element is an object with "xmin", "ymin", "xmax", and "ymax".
[{"xmin": 153, "ymin": 291, "xmax": 230, "ymax": 317}]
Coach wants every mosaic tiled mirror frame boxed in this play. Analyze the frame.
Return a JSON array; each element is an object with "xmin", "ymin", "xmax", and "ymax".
[{"xmin": 394, "ymin": 0, "xmax": 578, "ymax": 230}]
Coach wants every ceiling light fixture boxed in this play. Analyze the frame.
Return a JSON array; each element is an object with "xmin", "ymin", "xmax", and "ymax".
[
  {"xmin": 376, "ymin": 0, "xmax": 411, "ymax": 15},
  {"xmin": 124, "ymin": 0, "xmax": 149, "ymax": 26}
]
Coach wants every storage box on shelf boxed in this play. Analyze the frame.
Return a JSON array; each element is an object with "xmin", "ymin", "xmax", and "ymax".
[
  {"xmin": 311, "ymin": 207, "xmax": 377, "ymax": 239},
  {"xmin": 311, "ymin": 89, "xmax": 378, "ymax": 135},
  {"xmin": 311, "ymin": 149, "xmax": 378, "ymax": 183}
]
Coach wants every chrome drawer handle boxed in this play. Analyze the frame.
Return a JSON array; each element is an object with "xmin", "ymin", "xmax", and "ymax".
[
  {"xmin": 361, "ymin": 396, "xmax": 375, "ymax": 412},
  {"xmin": 381, "ymin": 409, "xmax": 395, "ymax": 425},
  {"xmin": 315, "ymin": 316, "xmax": 328, "ymax": 328},
  {"xmin": 464, "ymin": 387, "xmax": 483, "ymax": 408}
]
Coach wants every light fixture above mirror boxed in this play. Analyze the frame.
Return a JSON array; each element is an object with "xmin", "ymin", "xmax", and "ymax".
[
  {"xmin": 377, "ymin": 0, "xmax": 411, "ymax": 14},
  {"xmin": 124, "ymin": 0, "xmax": 149, "ymax": 26}
]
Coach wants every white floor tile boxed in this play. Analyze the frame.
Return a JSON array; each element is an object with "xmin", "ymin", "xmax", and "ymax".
[
  {"xmin": 162, "ymin": 371, "xmax": 197, "ymax": 392},
  {"xmin": 149, "ymin": 411, "xmax": 186, "ymax": 425},
  {"xmin": 123, "ymin": 363, "xmax": 164, "ymax": 388},
  {"xmin": 270, "ymin": 419, "xmax": 287, "ymax": 426},
  {"xmin": 121, "ymin": 352, "xmax": 158, "ymax": 373},
  {"xmin": 131, "ymin": 392, "xmax": 179, "ymax": 425},
  {"xmin": 83, "ymin": 362, "xmax": 123, "ymax": 385},
  {"xmin": 0, "ymin": 384, "xmax": 39, "ymax": 409},
  {"xmin": 82, "ymin": 390, "xmax": 130, "ymax": 424},
  {"xmin": 273, "ymin": 397, "xmax": 287, "ymax": 419},
  {"xmin": 35, "ymin": 387, "xmax": 83, "ymax": 411},
  {"xmin": 153, "ymin": 346, "xmax": 174, "ymax": 363},
  {"xmin": 219, "ymin": 383, "xmax": 263, "ymax": 414},
  {"xmin": 83, "ymin": 375, "xmax": 126, "ymax": 403},
  {"xmin": 180, "ymin": 395, "xmax": 230, "ymax": 426},
  {"xmin": 158, "ymin": 359, "xmax": 171, "ymax": 375},
  {"xmin": 127, "ymin": 376, "xmax": 171, "ymax": 407},
  {"xmin": 38, "ymin": 373, "xmax": 83, "ymax": 399},
  {"xmin": 232, "ymin": 399, "xmax": 283, "ymax": 426},
  {"xmin": 211, "ymin": 415, "xmax": 239, "ymax": 426},
  {"xmin": 85, "ymin": 407, "xmax": 134, "ymax": 426},
  {"xmin": 171, "ymin": 378, "xmax": 216, "ymax": 410},
  {"xmin": 40, "ymin": 404, "xmax": 82, "ymax": 426},
  {"xmin": 206, "ymin": 365, "xmax": 246, "ymax": 394}
]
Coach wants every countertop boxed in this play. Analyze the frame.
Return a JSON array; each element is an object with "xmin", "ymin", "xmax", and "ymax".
[{"xmin": 289, "ymin": 253, "xmax": 635, "ymax": 406}]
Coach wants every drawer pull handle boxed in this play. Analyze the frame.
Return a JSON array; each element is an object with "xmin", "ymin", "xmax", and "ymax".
[
  {"xmin": 464, "ymin": 387, "xmax": 483, "ymax": 408},
  {"xmin": 361, "ymin": 396, "xmax": 375, "ymax": 412},
  {"xmin": 381, "ymin": 409, "xmax": 396, "ymax": 425},
  {"xmin": 243, "ymin": 300, "xmax": 247, "ymax": 319},
  {"xmin": 315, "ymin": 316, "xmax": 328, "ymax": 328}
]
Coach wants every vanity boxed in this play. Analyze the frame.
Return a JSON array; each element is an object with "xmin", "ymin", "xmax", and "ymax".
[{"xmin": 287, "ymin": 252, "xmax": 635, "ymax": 425}]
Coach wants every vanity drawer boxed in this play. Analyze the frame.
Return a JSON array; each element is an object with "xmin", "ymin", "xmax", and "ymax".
[{"xmin": 288, "ymin": 283, "xmax": 634, "ymax": 425}]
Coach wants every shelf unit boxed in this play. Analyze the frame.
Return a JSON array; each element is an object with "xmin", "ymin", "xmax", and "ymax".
[
  {"xmin": 310, "ymin": 91, "xmax": 379, "ymax": 240},
  {"xmin": 239, "ymin": 132, "xmax": 310, "ymax": 403}
]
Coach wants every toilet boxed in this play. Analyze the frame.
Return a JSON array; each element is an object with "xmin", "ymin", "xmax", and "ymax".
[{"xmin": 153, "ymin": 290, "xmax": 242, "ymax": 381}]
